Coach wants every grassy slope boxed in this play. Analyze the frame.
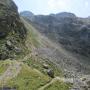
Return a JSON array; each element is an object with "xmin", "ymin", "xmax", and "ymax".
[
  {"xmin": 7, "ymin": 63, "xmax": 51, "ymax": 90},
  {"xmin": 0, "ymin": 60, "xmax": 71, "ymax": 90},
  {"xmin": 44, "ymin": 80, "xmax": 71, "ymax": 90},
  {"xmin": 23, "ymin": 56, "xmax": 63, "ymax": 77},
  {"xmin": 21, "ymin": 17, "xmax": 42, "ymax": 48}
]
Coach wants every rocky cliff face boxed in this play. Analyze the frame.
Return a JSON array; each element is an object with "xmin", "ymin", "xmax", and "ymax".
[
  {"xmin": 0, "ymin": 0, "xmax": 27, "ymax": 60},
  {"xmin": 20, "ymin": 11, "xmax": 90, "ymax": 58}
]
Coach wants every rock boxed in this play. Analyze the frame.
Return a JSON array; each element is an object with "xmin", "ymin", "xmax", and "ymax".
[
  {"xmin": 0, "ymin": 53, "xmax": 8, "ymax": 60},
  {"xmin": 5, "ymin": 41, "xmax": 13, "ymax": 50},
  {"xmin": 43, "ymin": 64, "xmax": 49, "ymax": 69},
  {"xmin": 81, "ymin": 85, "xmax": 88, "ymax": 90},
  {"xmin": 15, "ymin": 47, "xmax": 22, "ymax": 53},
  {"xmin": 47, "ymin": 69, "xmax": 54, "ymax": 78},
  {"xmin": 6, "ymin": 41, "xmax": 12, "ymax": 46},
  {"xmin": 81, "ymin": 77, "xmax": 87, "ymax": 81},
  {"xmin": 86, "ymin": 80, "xmax": 90, "ymax": 88}
]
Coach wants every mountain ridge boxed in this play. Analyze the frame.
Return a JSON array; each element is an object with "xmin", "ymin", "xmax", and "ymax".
[{"xmin": 20, "ymin": 11, "xmax": 90, "ymax": 59}]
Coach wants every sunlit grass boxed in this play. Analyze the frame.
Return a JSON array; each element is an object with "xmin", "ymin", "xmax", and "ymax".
[
  {"xmin": 44, "ymin": 80, "xmax": 72, "ymax": 90},
  {"xmin": 7, "ymin": 64, "xmax": 51, "ymax": 90}
]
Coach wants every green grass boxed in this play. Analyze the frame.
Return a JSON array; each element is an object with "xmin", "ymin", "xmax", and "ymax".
[
  {"xmin": 0, "ymin": 60, "xmax": 71, "ymax": 90},
  {"xmin": 21, "ymin": 17, "xmax": 41, "ymax": 48},
  {"xmin": 27, "ymin": 25, "xmax": 40, "ymax": 47},
  {"xmin": 6, "ymin": 64, "xmax": 51, "ymax": 90},
  {"xmin": 0, "ymin": 60, "xmax": 10, "ymax": 75},
  {"xmin": 44, "ymin": 80, "xmax": 72, "ymax": 90}
]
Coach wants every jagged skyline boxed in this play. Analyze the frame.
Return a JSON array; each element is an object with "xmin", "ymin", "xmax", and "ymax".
[{"xmin": 14, "ymin": 0, "xmax": 90, "ymax": 17}]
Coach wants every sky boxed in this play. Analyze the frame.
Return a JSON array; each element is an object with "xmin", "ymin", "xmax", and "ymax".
[{"xmin": 13, "ymin": 0, "xmax": 90, "ymax": 17}]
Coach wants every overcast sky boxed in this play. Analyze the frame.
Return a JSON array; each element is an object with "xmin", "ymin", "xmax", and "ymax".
[{"xmin": 13, "ymin": 0, "xmax": 90, "ymax": 17}]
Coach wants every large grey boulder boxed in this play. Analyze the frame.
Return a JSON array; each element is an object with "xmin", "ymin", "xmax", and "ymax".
[{"xmin": 47, "ymin": 69, "xmax": 54, "ymax": 78}]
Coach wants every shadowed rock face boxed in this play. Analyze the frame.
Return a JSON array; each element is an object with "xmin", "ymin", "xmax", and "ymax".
[{"xmin": 0, "ymin": 0, "xmax": 27, "ymax": 60}]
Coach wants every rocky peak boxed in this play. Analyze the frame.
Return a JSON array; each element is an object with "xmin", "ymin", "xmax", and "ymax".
[
  {"xmin": 55, "ymin": 12, "xmax": 76, "ymax": 18},
  {"xmin": 20, "ymin": 11, "xmax": 34, "ymax": 17},
  {"xmin": 20, "ymin": 11, "xmax": 34, "ymax": 21}
]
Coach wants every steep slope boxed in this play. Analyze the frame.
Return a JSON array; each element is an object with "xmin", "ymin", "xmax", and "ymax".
[
  {"xmin": 20, "ymin": 11, "xmax": 90, "ymax": 59},
  {"xmin": 0, "ymin": 17, "xmax": 71, "ymax": 90},
  {"xmin": 20, "ymin": 11, "xmax": 90, "ymax": 74},
  {"xmin": 0, "ymin": 0, "xmax": 27, "ymax": 60},
  {"xmin": 1, "ymin": 17, "xmax": 89, "ymax": 90},
  {"xmin": 22, "ymin": 17, "xmax": 90, "ymax": 75},
  {"xmin": 0, "ymin": 1, "xmax": 72, "ymax": 90}
]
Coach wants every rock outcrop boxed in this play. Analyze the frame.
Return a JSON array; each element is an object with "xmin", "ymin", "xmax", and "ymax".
[{"xmin": 0, "ymin": 0, "xmax": 27, "ymax": 60}]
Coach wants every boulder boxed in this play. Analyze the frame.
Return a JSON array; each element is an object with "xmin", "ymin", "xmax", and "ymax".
[
  {"xmin": 5, "ymin": 41, "xmax": 13, "ymax": 50},
  {"xmin": 14, "ymin": 47, "xmax": 22, "ymax": 53},
  {"xmin": 81, "ymin": 85, "xmax": 88, "ymax": 90},
  {"xmin": 81, "ymin": 77, "xmax": 87, "ymax": 81},
  {"xmin": 47, "ymin": 69, "xmax": 54, "ymax": 78},
  {"xmin": 43, "ymin": 64, "xmax": 49, "ymax": 69}
]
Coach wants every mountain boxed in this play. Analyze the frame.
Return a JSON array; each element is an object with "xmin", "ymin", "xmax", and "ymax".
[
  {"xmin": 20, "ymin": 11, "xmax": 34, "ymax": 17},
  {"xmin": 20, "ymin": 11, "xmax": 34, "ymax": 21},
  {"xmin": 20, "ymin": 11, "xmax": 90, "ymax": 89},
  {"xmin": 54, "ymin": 12, "xmax": 76, "ymax": 18},
  {"xmin": 20, "ymin": 11, "xmax": 90, "ymax": 58},
  {"xmin": 0, "ymin": 0, "xmax": 90, "ymax": 90},
  {"xmin": 21, "ymin": 11, "xmax": 90, "ymax": 74},
  {"xmin": 0, "ymin": 0, "xmax": 73, "ymax": 90}
]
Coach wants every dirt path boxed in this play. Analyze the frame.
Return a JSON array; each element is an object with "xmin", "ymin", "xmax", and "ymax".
[
  {"xmin": 38, "ymin": 76, "xmax": 89, "ymax": 90},
  {"xmin": 38, "ymin": 77, "xmax": 73, "ymax": 90},
  {"xmin": 0, "ymin": 61, "xmax": 22, "ymax": 85}
]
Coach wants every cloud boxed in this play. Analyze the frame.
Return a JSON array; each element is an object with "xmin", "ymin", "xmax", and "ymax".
[
  {"xmin": 48, "ymin": 0, "xmax": 70, "ymax": 10},
  {"xmin": 85, "ymin": 1, "xmax": 89, "ymax": 7}
]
